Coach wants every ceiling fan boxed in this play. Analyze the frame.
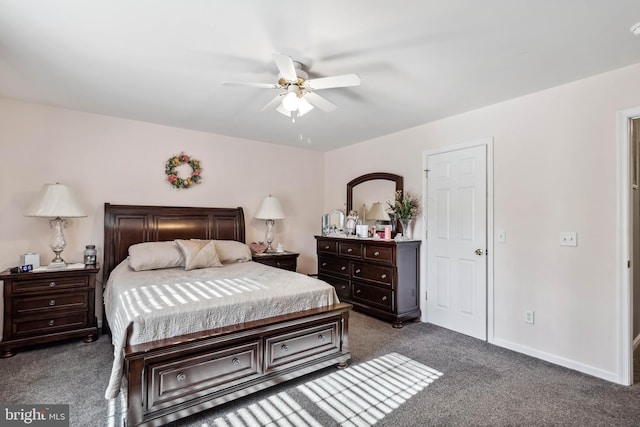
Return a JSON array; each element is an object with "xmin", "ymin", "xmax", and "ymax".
[{"xmin": 222, "ymin": 54, "xmax": 361, "ymax": 120}]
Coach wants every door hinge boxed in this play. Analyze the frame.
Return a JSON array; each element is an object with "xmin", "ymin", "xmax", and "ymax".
[
  {"xmin": 628, "ymin": 260, "xmax": 631, "ymax": 269},
  {"xmin": 424, "ymin": 169, "xmax": 430, "ymax": 177}
]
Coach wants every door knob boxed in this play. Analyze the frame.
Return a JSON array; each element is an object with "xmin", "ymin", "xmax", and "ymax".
[{"xmin": 475, "ymin": 249, "xmax": 484, "ymax": 255}]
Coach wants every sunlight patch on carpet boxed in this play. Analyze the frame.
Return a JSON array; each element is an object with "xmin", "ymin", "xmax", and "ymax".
[{"xmin": 298, "ymin": 352, "xmax": 442, "ymax": 426}]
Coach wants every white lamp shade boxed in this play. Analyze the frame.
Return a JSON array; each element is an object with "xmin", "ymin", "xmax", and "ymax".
[
  {"xmin": 367, "ymin": 202, "xmax": 390, "ymax": 221},
  {"xmin": 25, "ymin": 183, "xmax": 87, "ymax": 218},
  {"xmin": 255, "ymin": 195, "xmax": 285, "ymax": 220}
]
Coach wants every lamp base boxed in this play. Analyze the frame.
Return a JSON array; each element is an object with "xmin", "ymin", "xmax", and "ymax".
[{"xmin": 47, "ymin": 261, "xmax": 67, "ymax": 269}]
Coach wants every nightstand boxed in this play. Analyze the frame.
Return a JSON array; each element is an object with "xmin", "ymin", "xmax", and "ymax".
[
  {"xmin": 252, "ymin": 251, "xmax": 299, "ymax": 272},
  {"xmin": 0, "ymin": 264, "xmax": 100, "ymax": 358}
]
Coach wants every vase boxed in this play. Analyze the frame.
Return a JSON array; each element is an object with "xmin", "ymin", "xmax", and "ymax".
[{"xmin": 399, "ymin": 218, "xmax": 413, "ymax": 240}]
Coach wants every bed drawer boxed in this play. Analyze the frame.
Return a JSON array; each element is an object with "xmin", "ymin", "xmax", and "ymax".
[
  {"xmin": 265, "ymin": 321, "xmax": 340, "ymax": 373},
  {"xmin": 147, "ymin": 341, "xmax": 262, "ymax": 411}
]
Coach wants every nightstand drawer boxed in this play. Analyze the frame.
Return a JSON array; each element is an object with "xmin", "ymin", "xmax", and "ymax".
[
  {"xmin": 257, "ymin": 257, "xmax": 296, "ymax": 271},
  {"xmin": 12, "ymin": 312, "xmax": 88, "ymax": 338},
  {"xmin": 13, "ymin": 292, "xmax": 89, "ymax": 316},
  {"xmin": 12, "ymin": 276, "xmax": 89, "ymax": 293}
]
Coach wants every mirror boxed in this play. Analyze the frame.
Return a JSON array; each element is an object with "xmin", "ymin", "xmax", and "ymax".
[{"xmin": 347, "ymin": 172, "xmax": 403, "ymax": 234}]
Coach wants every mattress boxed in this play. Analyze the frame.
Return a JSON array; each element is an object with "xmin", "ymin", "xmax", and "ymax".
[{"xmin": 104, "ymin": 260, "xmax": 338, "ymax": 398}]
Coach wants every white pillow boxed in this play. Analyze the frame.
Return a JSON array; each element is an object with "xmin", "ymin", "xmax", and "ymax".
[
  {"xmin": 176, "ymin": 239, "xmax": 223, "ymax": 270},
  {"xmin": 128, "ymin": 241, "xmax": 184, "ymax": 271},
  {"xmin": 213, "ymin": 240, "xmax": 252, "ymax": 264}
]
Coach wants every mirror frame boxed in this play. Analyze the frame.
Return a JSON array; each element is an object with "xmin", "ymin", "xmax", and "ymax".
[{"xmin": 346, "ymin": 172, "xmax": 404, "ymax": 213}]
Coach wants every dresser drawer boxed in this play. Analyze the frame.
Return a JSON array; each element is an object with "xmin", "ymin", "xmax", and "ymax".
[
  {"xmin": 352, "ymin": 262, "xmax": 394, "ymax": 287},
  {"xmin": 318, "ymin": 274, "xmax": 350, "ymax": 301},
  {"xmin": 13, "ymin": 292, "xmax": 89, "ymax": 316},
  {"xmin": 364, "ymin": 245, "xmax": 394, "ymax": 265},
  {"xmin": 11, "ymin": 276, "xmax": 89, "ymax": 294},
  {"xmin": 12, "ymin": 312, "xmax": 88, "ymax": 338},
  {"xmin": 317, "ymin": 240, "xmax": 338, "ymax": 255},
  {"xmin": 352, "ymin": 282, "xmax": 393, "ymax": 310},
  {"xmin": 265, "ymin": 321, "xmax": 340, "ymax": 373},
  {"xmin": 338, "ymin": 242, "xmax": 362, "ymax": 258},
  {"xmin": 318, "ymin": 256, "xmax": 350, "ymax": 277},
  {"xmin": 148, "ymin": 341, "xmax": 262, "ymax": 411}
]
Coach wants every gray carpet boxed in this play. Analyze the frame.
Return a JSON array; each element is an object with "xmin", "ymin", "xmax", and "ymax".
[{"xmin": 2, "ymin": 311, "xmax": 640, "ymax": 426}]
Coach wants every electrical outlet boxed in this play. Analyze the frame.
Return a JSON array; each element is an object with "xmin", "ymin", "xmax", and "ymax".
[
  {"xmin": 524, "ymin": 310, "xmax": 535, "ymax": 324},
  {"xmin": 560, "ymin": 232, "xmax": 577, "ymax": 247}
]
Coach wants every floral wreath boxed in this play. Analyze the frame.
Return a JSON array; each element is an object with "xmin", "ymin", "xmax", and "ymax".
[{"xmin": 165, "ymin": 152, "xmax": 202, "ymax": 189}]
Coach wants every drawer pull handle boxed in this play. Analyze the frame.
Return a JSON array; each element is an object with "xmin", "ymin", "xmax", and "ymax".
[
  {"xmin": 276, "ymin": 262, "xmax": 281, "ymax": 266},
  {"xmin": 49, "ymin": 300, "xmax": 56, "ymax": 306},
  {"xmin": 347, "ymin": 248, "xmax": 353, "ymax": 253},
  {"xmin": 356, "ymin": 289, "xmax": 362, "ymax": 294},
  {"xmin": 355, "ymin": 269, "xmax": 361, "ymax": 274},
  {"xmin": 49, "ymin": 282, "xmax": 56, "ymax": 288},
  {"xmin": 232, "ymin": 358, "xmax": 240, "ymax": 366},
  {"xmin": 324, "ymin": 245, "xmax": 330, "ymax": 250},
  {"xmin": 341, "ymin": 285, "xmax": 346, "ymax": 290},
  {"xmin": 322, "ymin": 262, "xmax": 327, "ymax": 267},
  {"xmin": 281, "ymin": 344, "xmax": 288, "ymax": 352},
  {"xmin": 381, "ymin": 274, "xmax": 387, "ymax": 279},
  {"xmin": 382, "ymin": 296, "xmax": 388, "ymax": 301},
  {"xmin": 374, "ymin": 251, "xmax": 380, "ymax": 256},
  {"xmin": 176, "ymin": 372, "xmax": 186, "ymax": 382},
  {"xmin": 340, "ymin": 266, "xmax": 346, "ymax": 271},
  {"xmin": 48, "ymin": 320, "xmax": 55, "ymax": 326},
  {"xmin": 318, "ymin": 334, "xmax": 325, "ymax": 341}
]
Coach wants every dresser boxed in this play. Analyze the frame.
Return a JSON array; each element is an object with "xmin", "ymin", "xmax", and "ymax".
[
  {"xmin": 0, "ymin": 265, "xmax": 99, "ymax": 357},
  {"xmin": 315, "ymin": 236, "xmax": 420, "ymax": 327}
]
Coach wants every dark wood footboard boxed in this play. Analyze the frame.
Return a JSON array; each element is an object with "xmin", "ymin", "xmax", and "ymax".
[{"xmin": 124, "ymin": 303, "xmax": 351, "ymax": 427}]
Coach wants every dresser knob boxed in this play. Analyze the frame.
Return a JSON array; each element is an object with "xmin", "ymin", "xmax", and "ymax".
[
  {"xmin": 381, "ymin": 274, "xmax": 387, "ymax": 279},
  {"xmin": 176, "ymin": 372, "xmax": 186, "ymax": 382},
  {"xmin": 347, "ymin": 248, "xmax": 353, "ymax": 253},
  {"xmin": 355, "ymin": 269, "xmax": 361, "ymax": 274},
  {"xmin": 374, "ymin": 251, "xmax": 380, "ymax": 256},
  {"xmin": 322, "ymin": 262, "xmax": 327, "ymax": 267},
  {"xmin": 48, "ymin": 320, "xmax": 55, "ymax": 326},
  {"xmin": 281, "ymin": 344, "xmax": 288, "ymax": 352},
  {"xmin": 341, "ymin": 285, "xmax": 346, "ymax": 290},
  {"xmin": 49, "ymin": 300, "xmax": 56, "ymax": 306},
  {"xmin": 356, "ymin": 289, "xmax": 361, "ymax": 294},
  {"xmin": 49, "ymin": 282, "xmax": 56, "ymax": 288},
  {"xmin": 232, "ymin": 358, "xmax": 240, "ymax": 366},
  {"xmin": 324, "ymin": 245, "xmax": 330, "ymax": 250},
  {"xmin": 341, "ymin": 266, "xmax": 346, "ymax": 271},
  {"xmin": 382, "ymin": 296, "xmax": 388, "ymax": 301},
  {"xmin": 276, "ymin": 262, "xmax": 281, "ymax": 266}
]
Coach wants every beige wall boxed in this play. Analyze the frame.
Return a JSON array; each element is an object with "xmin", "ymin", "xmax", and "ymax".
[
  {"xmin": 324, "ymin": 62, "xmax": 640, "ymax": 382},
  {"xmin": 0, "ymin": 98, "xmax": 325, "ymax": 322}
]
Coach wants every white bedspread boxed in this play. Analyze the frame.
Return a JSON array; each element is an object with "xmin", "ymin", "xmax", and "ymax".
[{"xmin": 104, "ymin": 260, "xmax": 338, "ymax": 399}]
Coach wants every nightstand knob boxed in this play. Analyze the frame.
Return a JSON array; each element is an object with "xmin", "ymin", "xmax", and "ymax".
[
  {"xmin": 374, "ymin": 251, "xmax": 380, "ymax": 256},
  {"xmin": 49, "ymin": 282, "xmax": 56, "ymax": 288},
  {"xmin": 48, "ymin": 320, "xmax": 55, "ymax": 326},
  {"xmin": 176, "ymin": 372, "xmax": 186, "ymax": 382},
  {"xmin": 48, "ymin": 300, "xmax": 56, "ymax": 306},
  {"xmin": 276, "ymin": 262, "xmax": 281, "ymax": 266}
]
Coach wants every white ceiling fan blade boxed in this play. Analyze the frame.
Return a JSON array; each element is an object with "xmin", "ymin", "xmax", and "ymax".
[
  {"xmin": 261, "ymin": 93, "xmax": 286, "ymax": 111},
  {"xmin": 273, "ymin": 53, "xmax": 298, "ymax": 82},
  {"xmin": 305, "ymin": 74, "xmax": 361, "ymax": 90},
  {"xmin": 304, "ymin": 92, "xmax": 337, "ymax": 112},
  {"xmin": 297, "ymin": 98, "xmax": 315, "ymax": 116},
  {"xmin": 222, "ymin": 81, "xmax": 280, "ymax": 89}
]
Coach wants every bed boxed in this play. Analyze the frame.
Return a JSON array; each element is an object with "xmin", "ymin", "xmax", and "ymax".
[{"xmin": 102, "ymin": 203, "xmax": 351, "ymax": 427}]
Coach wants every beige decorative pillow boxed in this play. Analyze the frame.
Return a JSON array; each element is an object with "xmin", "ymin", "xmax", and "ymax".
[
  {"xmin": 213, "ymin": 240, "xmax": 252, "ymax": 264},
  {"xmin": 128, "ymin": 241, "xmax": 185, "ymax": 271},
  {"xmin": 176, "ymin": 239, "xmax": 223, "ymax": 270}
]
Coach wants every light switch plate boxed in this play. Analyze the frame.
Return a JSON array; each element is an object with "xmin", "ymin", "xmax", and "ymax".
[
  {"xmin": 497, "ymin": 230, "xmax": 506, "ymax": 243},
  {"xmin": 560, "ymin": 232, "xmax": 577, "ymax": 247}
]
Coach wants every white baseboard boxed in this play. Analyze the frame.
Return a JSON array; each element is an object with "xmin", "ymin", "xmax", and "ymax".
[{"xmin": 492, "ymin": 337, "xmax": 619, "ymax": 384}]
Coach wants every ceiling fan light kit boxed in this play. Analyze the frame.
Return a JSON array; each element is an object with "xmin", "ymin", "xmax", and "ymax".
[{"xmin": 222, "ymin": 53, "xmax": 360, "ymax": 119}]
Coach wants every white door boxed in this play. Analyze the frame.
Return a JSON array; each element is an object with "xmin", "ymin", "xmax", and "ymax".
[{"xmin": 426, "ymin": 145, "xmax": 487, "ymax": 340}]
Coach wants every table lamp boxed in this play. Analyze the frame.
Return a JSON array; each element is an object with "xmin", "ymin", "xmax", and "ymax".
[
  {"xmin": 254, "ymin": 195, "xmax": 285, "ymax": 253},
  {"xmin": 367, "ymin": 202, "xmax": 391, "ymax": 232},
  {"xmin": 24, "ymin": 183, "xmax": 87, "ymax": 268}
]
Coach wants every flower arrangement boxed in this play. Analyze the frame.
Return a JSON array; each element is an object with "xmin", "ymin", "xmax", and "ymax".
[
  {"xmin": 387, "ymin": 190, "xmax": 420, "ymax": 221},
  {"xmin": 165, "ymin": 152, "xmax": 202, "ymax": 189}
]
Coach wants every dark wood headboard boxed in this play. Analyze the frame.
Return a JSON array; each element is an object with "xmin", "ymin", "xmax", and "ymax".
[{"xmin": 103, "ymin": 203, "xmax": 245, "ymax": 282}]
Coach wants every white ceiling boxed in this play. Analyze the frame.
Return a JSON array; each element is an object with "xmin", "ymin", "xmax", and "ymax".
[{"xmin": 1, "ymin": 0, "xmax": 639, "ymax": 151}]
